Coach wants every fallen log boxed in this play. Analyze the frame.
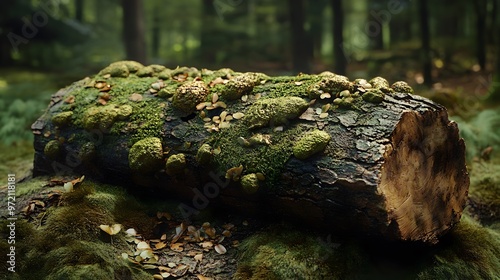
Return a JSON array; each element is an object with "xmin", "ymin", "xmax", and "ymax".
[{"xmin": 31, "ymin": 61, "xmax": 469, "ymax": 243}]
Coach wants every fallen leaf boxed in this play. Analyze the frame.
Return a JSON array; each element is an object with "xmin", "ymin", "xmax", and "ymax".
[
  {"xmin": 125, "ymin": 228, "xmax": 137, "ymax": 236},
  {"xmin": 194, "ymin": 253, "xmax": 203, "ymax": 262},
  {"xmin": 170, "ymin": 242, "xmax": 184, "ymax": 252},
  {"xmin": 214, "ymin": 244, "xmax": 227, "ymax": 254},
  {"xmin": 137, "ymin": 241, "xmax": 150, "ymax": 250},
  {"xmin": 99, "ymin": 224, "xmax": 122, "ymax": 235},
  {"xmin": 155, "ymin": 242, "xmax": 167, "ymax": 250}
]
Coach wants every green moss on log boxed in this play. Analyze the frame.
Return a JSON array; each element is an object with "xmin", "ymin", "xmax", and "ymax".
[
  {"xmin": 51, "ymin": 111, "xmax": 73, "ymax": 127},
  {"xmin": 128, "ymin": 137, "xmax": 164, "ymax": 174},
  {"xmin": 166, "ymin": 153, "xmax": 186, "ymax": 175},
  {"xmin": 293, "ymin": 130, "xmax": 331, "ymax": 160},
  {"xmin": 244, "ymin": 97, "xmax": 309, "ymax": 129}
]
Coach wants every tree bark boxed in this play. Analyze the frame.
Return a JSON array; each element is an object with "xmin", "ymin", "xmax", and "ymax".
[
  {"xmin": 288, "ymin": 0, "xmax": 311, "ymax": 73},
  {"xmin": 31, "ymin": 64, "xmax": 469, "ymax": 243},
  {"xmin": 332, "ymin": 0, "xmax": 347, "ymax": 75},
  {"xmin": 121, "ymin": 0, "xmax": 147, "ymax": 63},
  {"xmin": 418, "ymin": 0, "xmax": 432, "ymax": 87}
]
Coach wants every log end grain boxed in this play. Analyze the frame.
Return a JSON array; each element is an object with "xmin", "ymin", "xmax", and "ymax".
[{"xmin": 379, "ymin": 109, "xmax": 469, "ymax": 243}]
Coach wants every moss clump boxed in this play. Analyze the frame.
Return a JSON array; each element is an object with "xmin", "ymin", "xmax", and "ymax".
[
  {"xmin": 309, "ymin": 73, "xmax": 353, "ymax": 99},
  {"xmin": 369, "ymin": 76, "xmax": 393, "ymax": 93},
  {"xmin": 136, "ymin": 66, "xmax": 154, "ymax": 77},
  {"xmin": 128, "ymin": 137, "xmax": 164, "ymax": 173},
  {"xmin": 235, "ymin": 226, "xmax": 365, "ymax": 280},
  {"xmin": 166, "ymin": 153, "xmax": 186, "ymax": 175},
  {"xmin": 82, "ymin": 105, "xmax": 132, "ymax": 131},
  {"xmin": 98, "ymin": 61, "xmax": 144, "ymax": 78},
  {"xmin": 391, "ymin": 81, "xmax": 414, "ymax": 94},
  {"xmin": 172, "ymin": 80, "xmax": 209, "ymax": 113},
  {"xmin": 44, "ymin": 140, "xmax": 61, "ymax": 159},
  {"xmin": 218, "ymin": 72, "xmax": 268, "ymax": 100},
  {"xmin": 116, "ymin": 104, "xmax": 133, "ymax": 120},
  {"xmin": 293, "ymin": 130, "xmax": 331, "ymax": 160},
  {"xmin": 362, "ymin": 89, "xmax": 385, "ymax": 103},
  {"xmin": 196, "ymin": 143, "xmax": 212, "ymax": 165},
  {"xmin": 241, "ymin": 173, "xmax": 260, "ymax": 194},
  {"xmin": 417, "ymin": 217, "xmax": 500, "ymax": 280},
  {"xmin": 83, "ymin": 106, "xmax": 118, "ymax": 131},
  {"xmin": 79, "ymin": 142, "xmax": 96, "ymax": 163},
  {"xmin": 244, "ymin": 97, "xmax": 309, "ymax": 129},
  {"xmin": 51, "ymin": 111, "xmax": 73, "ymax": 127}
]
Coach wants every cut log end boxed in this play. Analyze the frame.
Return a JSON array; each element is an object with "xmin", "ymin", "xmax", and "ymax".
[{"xmin": 379, "ymin": 109, "xmax": 469, "ymax": 243}]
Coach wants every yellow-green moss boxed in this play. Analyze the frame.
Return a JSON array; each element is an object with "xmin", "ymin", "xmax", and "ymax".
[
  {"xmin": 116, "ymin": 104, "xmax": 133, "ymax": 120},
  {"xmin": 98, "ymin": 61, "xmax": 144, "ymax": 78},
  {"xmin": 292, "ymin": 130, "xmax": 331, "ymax": 160},
  {"xmin": 196, "ymin": 143, "xmax": 212, "ymax": 165},
  {"xmin": 172, "ymin": 80, "xmax": 209, "ymax": 113},
  {"xmin": 128, "ymin": 137, "xmax": 163, "ymax": 174},
  {"xmin": 51, "ymin": 111, "xmax": 73, "ymax": 127},
  {"xmin": 44, "ymin": 140, "xmax": 61, "ymax": 159},
  {"xmin": 241, "ymin": 173, "xmax": 260, "ymax": 194},
  {"xmin": 391, "ymin": 81, "xmax": 414, "ymax": 94},
  {"xmin": 369, "ymin": 76, "xmax": 393, "ymax": 93},
  {"xmin": 309, "ymin": 73, "xmax": 353, "ymax": 99},
  {"xmin": 82, "ymin": 106, "xmax": 118, "ymax": 131},
  {"xmin": 165, "ymin": 153, "xmax": 186, "ymax": 175},
  {"xmin": 218, "ymin": 72, "xmax": 268, "ymax": 100},
  {"xmin": 136, "ymin": 65, "xmax": 159, "ymax": 77},
  {"xmin": 244, "ymin": 97, "xmax": 309, "ymax": 129},
  {"xmin": 362, "ymin": 89, "xmax": 385, "ymax": 103}
]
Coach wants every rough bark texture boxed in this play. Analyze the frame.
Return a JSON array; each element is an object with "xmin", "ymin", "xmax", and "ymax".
[{"xmin": 31, "ymin": 61, "xmax": 469, "ymax": 243}]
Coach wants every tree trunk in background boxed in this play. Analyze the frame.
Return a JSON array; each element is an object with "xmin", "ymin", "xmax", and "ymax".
[
  {"xmin": 200, "ymin": 0, "xmax": 217, "ymax": 65},
  {"xmin": 308, "ymin": 0, "xmax": 327, "ymax": 60},
  {"xmin": 121, "ymin": 0, "xmax": 147, "ymax": 64},
  {"xmin": 418, "ymin": 0, "xmax": 432, "ymax": 87},
  {"xmin": 473, "ymin": 0, "xmax": 487, "ymax": 70},
  {"xmin": 487, "ymin": 2, "xmax": 500, "ymax": 103},
  {"xmin": 75, "ymin": 0, "xmax": 84, "ymax": 22},
  {"xmin": 332, "ymin": 0, "xmax": 346, "ymax": 75},
  {"xmin": 288, "ymin": 0, "xmax": 311, "ymax": 73},
  {"xmin": 151, "ymin": 2, "xmax": 161, "ymax": 59}
]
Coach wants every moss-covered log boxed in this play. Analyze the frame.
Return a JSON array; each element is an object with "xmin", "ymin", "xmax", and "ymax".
[{"xmin": 31, "ymin": 61, "xmax": 469, "ymax": 243}]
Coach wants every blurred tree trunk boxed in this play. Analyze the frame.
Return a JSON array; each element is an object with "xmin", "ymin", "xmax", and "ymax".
[
  {"xmin": 75, "ymin": 0, "xmax": 84, "ymax": 22},
  {"xmin": 332, "ymin": 0, "xmax": 346, "ymax": 75},
  {"xmin": 473, "ymin": 0, "xmax": 487, "ymax": 70},
  {"xmin": 418, "ymin": 0, "xmax": 432, "ymax": 87},
  {"xmin": 151, "ymin": 2, "xmax": 161, "ymax": 59},
  {"xmin": 288, "ymin": 0, "xmax": 311, "ymax": 73},
  {"xmin": 308, "ymin": 0, "xmax": 327, "ymax": 60},
  {"xmin": 200, "ymin": 0, "xmax": 217, "ymax": 64},
  {"xmin": 121, "ymin": 0, "xmax": 147, "ymax": 64},
  {"xmin": 487, "ymin": 0, "xmax": 500, "ymax": 102}
]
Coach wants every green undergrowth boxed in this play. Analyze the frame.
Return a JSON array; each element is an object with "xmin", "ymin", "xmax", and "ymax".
[
  {"xmin": 417, "ymin": 216, "xmax": 500, "ymax": 280},
  {"xmin": 0, "ymin": 141, "xmax": 33, "ymax": 184},
  {"xmin": 235, "ymin": 216, "xmax": 500, "ymax": 280},
  {"xmin": 451, "ymin": 108, "xmax": 500, "ymax": 160},
  {"xmin": 234, "ymin": 225, "xmax": 366, "ymax": 280},
  {"xmin": 0, "ymin": 178, "xmax": 158, "ymax": 280}
]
